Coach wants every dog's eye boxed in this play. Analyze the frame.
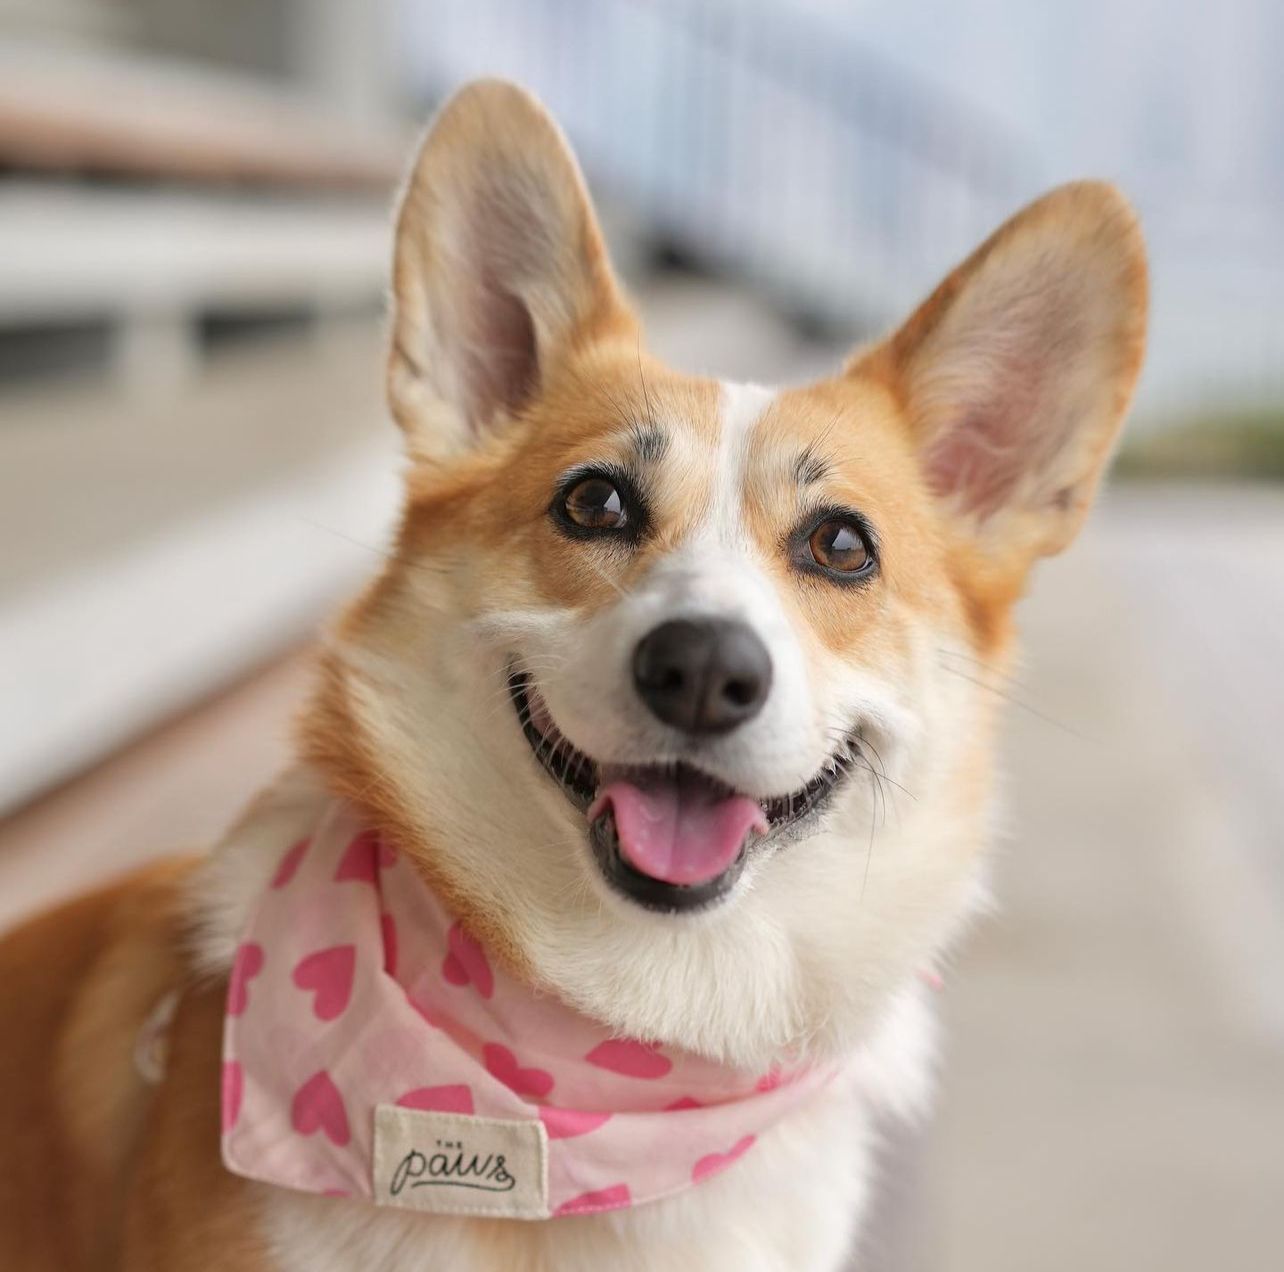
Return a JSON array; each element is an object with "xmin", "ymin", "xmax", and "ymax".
[
  {"xmin": 808, "ymin": 519, "xmax": 871, "ymax": 574},
  {"xmin": 562, "ymin": 477, "xmax": 628, "ymax": 530}
]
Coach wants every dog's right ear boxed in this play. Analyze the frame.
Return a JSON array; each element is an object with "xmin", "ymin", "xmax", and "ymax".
[{"xmin": 388, "ymin": 80, "xmax": 636, "ymax": 462}]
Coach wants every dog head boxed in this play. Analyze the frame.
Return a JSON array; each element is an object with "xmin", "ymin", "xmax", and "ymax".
[{"xmin": 302, "ymin": 81, "xmax": 1146, "ymax": 1068}]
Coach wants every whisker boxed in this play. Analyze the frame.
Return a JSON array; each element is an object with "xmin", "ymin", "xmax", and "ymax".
[
  {"xmin": 821, "ymin": 726, "xmax": 916, "ymax": 801},
  {"xmin": 475, "ymin": 659, "xmax": 568, "ymax": 716},
  {"xmin": 860, "ymin": 768, "xmax": 879, "ymax": 901},
  {"xmin": 295, "ymin": 516, "xmax": 450, "ymax": 581},
  {"xmin": 636, "ymin": 335, "xmax": 656, "ymax": 429},
  {"xmin": 853, "ymin": 731, "xmax": 916, "ymax": 802},
  {"xmin": 935, "ymin": 663, "xmax": 1083, "ymax": 738},
  {"xmin": 936, "ymin": 646, "xmax": 1030, "ymax": 692},
  {"xmin": 574, "ymin": 552, "xmax": 631, "ymax": 599}
]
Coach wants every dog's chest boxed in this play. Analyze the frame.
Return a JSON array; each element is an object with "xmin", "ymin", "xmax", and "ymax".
[
  {"xmin": 259, "ymin": 1070, "xmax": 875, "ymax": 1272},
  {"xmin": 191, "ymin": 773, "xmax": 937, "ymax": 1269}
]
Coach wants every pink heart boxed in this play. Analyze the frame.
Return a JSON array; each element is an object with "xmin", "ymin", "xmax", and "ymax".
[
  {"xmin": 333, "ymin": 829, "xmax": 396, "ymax": 883},
  {"xmin": 483, "ymin": 1043, "xmax": 554, "ymax": 1099},
  {"xmin": 380, "ymin": 912, "xmax": 398, "ymax": 977},
  {"xmin": 396, "ymin": 1084, "xmax": 474, "ymax": 1115},
  {"xmin": 271, "ymin": 837, "xmax": 310, "ymax": 888},
  {"xmin": 692, "ymin": 1134, "xmax": 756, "ymax": 1183},
  {"xmin": 441, "ymin": 921, "xmax": 493, "ymax": 999},
  {"xmin": 539, "ymin": 1106, "xmax": 612, "ymax": 1140},
  {"xmin": 554, "ymin": 1183, "xmax": 631, "ymax": 1216},
  {"xmin": 227, "ymin": 943, "xmax": 264, "ymax": 1017},
  {"xmin": 291, "ymin": 1070, "xmax": 350, "ymax": 1146},
  {"xmin": 221, "ymin": 1061, "xmax": 243, "ymax": 1133},
  {"xmin": 755, "ymin": 1067, "xmax": 784, "ymax": 1093},
  {"xmin": 584, "ymin": 1038, "xmax": 672, "ymax": 1080},
  {"xmin": 664, "ymin": 1095, "xmax": 703, "ymax": 1111},
  {"xmin": 292, "ymin": 945, "xmax": 356, "ymax": 1021}
]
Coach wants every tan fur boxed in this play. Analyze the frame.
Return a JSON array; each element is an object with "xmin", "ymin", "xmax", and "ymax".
[
  {"xmin": 120, "ymin": 981, "xmax": 274, "ymax": 1271},
  {"xmin": 0, "ymin": 860, "xmax": 202, "ymax": 1269},
  {"xmin": 0, "ymin": 81, "xmax": 1146, "ymax": 1270}
]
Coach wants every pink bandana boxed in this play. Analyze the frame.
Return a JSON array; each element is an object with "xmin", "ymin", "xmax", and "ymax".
[{"xmin": 221, "ymin": 801, "xmax": 834, "ymax": 1219}]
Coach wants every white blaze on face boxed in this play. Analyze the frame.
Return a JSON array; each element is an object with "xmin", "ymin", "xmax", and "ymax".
[{"xmin": 707, "ymin": 380, "xmax": 774, "ymax": 547}]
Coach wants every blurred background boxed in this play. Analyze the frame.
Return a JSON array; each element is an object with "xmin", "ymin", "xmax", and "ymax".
[{"xmin": 1, "ymin": 1, "xmax": 1281, "ymax": 1268}]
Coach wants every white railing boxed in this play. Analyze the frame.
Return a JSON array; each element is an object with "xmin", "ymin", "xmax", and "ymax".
[
  {"xmin": 400, "ymin": 0, "xmax": 1284, "ymax": 429},
  {"xmin": 401, "ymin": 0, "xmax": 1033, "ymax": 330}
]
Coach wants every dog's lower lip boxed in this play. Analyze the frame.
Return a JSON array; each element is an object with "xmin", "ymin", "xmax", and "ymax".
[{"xmin": 587, "ymin": 804, "xmax": 747, "ymax": 913}]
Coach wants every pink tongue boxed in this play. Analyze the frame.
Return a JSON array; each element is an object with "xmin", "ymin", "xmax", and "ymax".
[{"xmin": 589, "ymin": 774, "xmax": 767, "ymax": 886}]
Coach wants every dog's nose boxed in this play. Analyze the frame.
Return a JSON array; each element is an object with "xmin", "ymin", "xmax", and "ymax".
[{"xmin": 632, "ymin": 618, "xmax": 772, "ymax": 735}]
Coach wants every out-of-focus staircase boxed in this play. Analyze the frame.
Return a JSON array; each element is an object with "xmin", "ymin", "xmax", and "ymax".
[{"xmin": 0, "ymin": 34, "xmax": 406, "ymax": 810}]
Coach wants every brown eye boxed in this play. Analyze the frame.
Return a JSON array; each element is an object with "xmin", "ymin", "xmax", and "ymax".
[
  {"xmin": 563, "ymin": 477, "xmax": 628, "ymax": 530},
  {"xmin": 808, "ymin": 519, "xmax": 871, "ymax": 574}
]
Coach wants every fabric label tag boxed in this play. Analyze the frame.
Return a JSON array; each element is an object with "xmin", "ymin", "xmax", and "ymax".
[{"xmin": 373, "ymin": 1105, "xmax": 549, "ymax": 1219}]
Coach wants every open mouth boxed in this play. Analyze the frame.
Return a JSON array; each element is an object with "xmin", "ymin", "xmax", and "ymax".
[{"xmin": 508, "ymin": 669, "xmax": 859, "ymax": 912}]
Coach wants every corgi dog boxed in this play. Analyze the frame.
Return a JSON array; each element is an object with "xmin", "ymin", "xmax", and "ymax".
[{"xmin": 0, "ymin": 80, "xmax": 1146, "ymax": 1272}]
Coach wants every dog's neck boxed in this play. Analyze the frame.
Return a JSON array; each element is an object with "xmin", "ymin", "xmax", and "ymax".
[{"xmin": 189, "ymin": 762, "xmax": 952, "ymax": 1099}]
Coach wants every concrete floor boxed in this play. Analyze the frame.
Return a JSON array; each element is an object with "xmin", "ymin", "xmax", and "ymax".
[
  {"xmin": 923, "ymin": 489, "xmax": 1284, "ymax": 1271},
  {"xmin": 1, "ymin": 278, "xmax": 1281, "ymax": 1269}
]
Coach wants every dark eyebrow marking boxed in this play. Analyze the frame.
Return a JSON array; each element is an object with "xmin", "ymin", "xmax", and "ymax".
[
  {"xmin": 628, "ymin": 422, "xmax": 670, "ymax": 466},
  {"xmin": 792, "ymin": 445, "xmax": 831, "ymax": 486}
]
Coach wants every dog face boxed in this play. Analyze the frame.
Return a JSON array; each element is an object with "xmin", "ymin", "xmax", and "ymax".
[{"xmin": 303, "ymin": 81, "xmax": 1146, "ymax": 1067}]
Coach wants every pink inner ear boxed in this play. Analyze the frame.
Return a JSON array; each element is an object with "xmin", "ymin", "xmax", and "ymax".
[
  {"xmin": 453, "ymin": 177, "xmax": 549, "ymax": 432},
  {"xmin": 462, "ymin": 272, "xmax": 538, "ymax": 428},
  {"xmin": 920, "ymin": 337, "xmax": 1072, "ymax": 522},
  {"xmin": 925, "ymin": 408, "xmax": 1031, "ymax": 520}
]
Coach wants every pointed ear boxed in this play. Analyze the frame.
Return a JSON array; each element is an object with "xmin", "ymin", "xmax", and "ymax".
[
  {"xmin": 858, "ymin": 182, "xmax": 1147, "ymax": 572},
  {"xmin": 388, "ymin": 80, "xmax": 636, "ymax": 461}
]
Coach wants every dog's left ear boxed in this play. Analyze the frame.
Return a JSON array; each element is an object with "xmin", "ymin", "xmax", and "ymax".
[
  {"xmin": 388, "ymin": 80, "xmax": 636, "ymax": 461},
  {"xmin": 858, "ymin": 181, "xmax": 1147, "ymax": 576}
]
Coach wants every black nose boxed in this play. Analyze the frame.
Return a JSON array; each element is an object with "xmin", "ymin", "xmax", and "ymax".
[{"xmin": 632, "ymin": 618, "xmax": 772, "ymax": 735}]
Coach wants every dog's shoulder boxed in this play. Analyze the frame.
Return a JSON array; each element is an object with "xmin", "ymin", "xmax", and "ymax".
[
  {"xmin": 120, "ymin": 951, "xmax": 276, "ymax": 1269},
  {"xmin": 0, "ymin": 854, "xmax": 199, "ymax": 1269},
  {"xmin": 0, "ymin": 763, "xmax": 327, "ymax": 1272}
]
